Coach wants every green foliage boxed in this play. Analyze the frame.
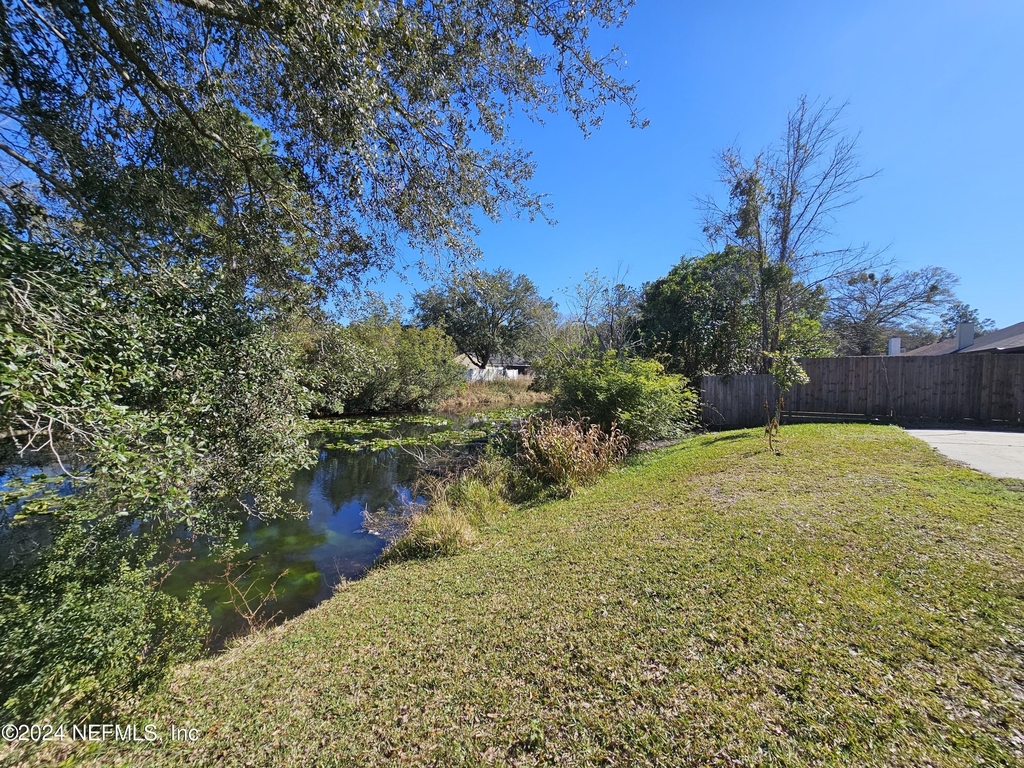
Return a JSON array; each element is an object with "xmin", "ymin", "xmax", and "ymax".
[
  {"xmin": 1, "ymin": 229, "xmax": 316, "ymax": 525},
  {"xmin": 504, "ymin": 416, "xmax": 627, "ymax": 499},
  {"xmin": 638, "ymin": 247, "xmax": 833, "ymax": 378},
  {"xmin": 290, "ymin": 317, "xmax": 380, "ymax": 416},
  {"xmin": 1, "ymin": 231, "xmax": 315, "ymax": 721},
  {"xmin": 1, "ymin": 1, "xmax": 641, "ymax": 294},
  {"xmin": 770, "ymin": 352, "xmax": 810, "ymax": 395},
  {"xmin": 764, "ymin": 352, "xmax": 811, "ymax": 453},
  {"xmin": 638, "ymin": 247, "xmax": 760, "ymax": 379},
  {"xmin": 779, "ymin": 308, "xmax": 834, "ymax": 359},
  {"xmin": 377, "ymin": 458, "xmax": 511, "ymax": 565},
  {"xmin": 414, "ymin": 269, "xmax": 557, "ymax": 369},
  {"xmin": 0, "ymin": 518, "xmax": 206, "ymax": 722},
  {"xmin": 548, "ymin": 354, "xmax": 698, "ymax": 445},
  {"xmin": 393, "ymin": 325, "xmax": 466, "ymax": 409},
  {"xmin": 296, "ymin": 316, "xmax": 464, "ymax": 414}
]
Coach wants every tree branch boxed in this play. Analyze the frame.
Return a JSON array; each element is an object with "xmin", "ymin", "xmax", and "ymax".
[{"xmin": 164, "ymin": 0, "xmax": 259, "ymax": 25}]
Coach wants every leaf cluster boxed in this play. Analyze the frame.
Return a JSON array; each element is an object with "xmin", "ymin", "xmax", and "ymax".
[
  {"xmin": 548, "ymin": 353, "xmax": 697, "ymax": 446},
  {"xmin": 638, "ymin": 247, "xmax": 760, "ymax": 380}
]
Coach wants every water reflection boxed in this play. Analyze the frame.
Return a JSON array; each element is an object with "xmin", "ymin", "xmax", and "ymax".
[
  {"xmin": 4, "ymin": 414, "xmax": 500, "ymax": 647},
  {"xmin": 164, "ymin": 423, "xmax": 430, "ymax": 645}
]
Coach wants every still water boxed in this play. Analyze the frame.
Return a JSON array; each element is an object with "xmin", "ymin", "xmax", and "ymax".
[{"xmin": 160, "ymin": 414, "xmax": 491, "ymax": 646}]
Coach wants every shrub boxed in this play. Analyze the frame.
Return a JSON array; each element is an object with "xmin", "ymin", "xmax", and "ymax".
[
  {"xmin": 297, "ymin": 317, "xmax": 465, "ymax": 414},
  {"xmin": 0, "ymin": 519, "xmax": 206, "ymax": 722},
  {"xmin": 506, "ymin": 416, "xmax": 627, "ymax": 499},
  {"xmin": 550, "ymin": 353, "xmax": 697, "ymax": 445},
  {"xmin": 391, "ymin": 325, "xmax": 467, "ymax": 410}
]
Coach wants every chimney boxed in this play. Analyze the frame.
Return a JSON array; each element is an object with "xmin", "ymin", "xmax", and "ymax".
[
  {"xmin": 887, "ymin": 337, "xmax": 902, "ymax": 356},
  {"xmin": 955, "ymin": 321, "xmax": 975, "ymax": 351}
]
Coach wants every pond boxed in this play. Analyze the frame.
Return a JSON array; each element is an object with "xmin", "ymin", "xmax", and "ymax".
[{"xmin": 159, "ymin": 411, "xmax": 503, "ymax": 646}]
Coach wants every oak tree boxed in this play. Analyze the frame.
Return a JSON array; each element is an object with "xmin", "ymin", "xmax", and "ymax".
[{"xmin": 414, "ymin": 269, "xmax": 556, "ymax": 369}]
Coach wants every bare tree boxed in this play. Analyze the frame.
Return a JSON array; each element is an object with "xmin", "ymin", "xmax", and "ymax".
[
  {"xmin": 700, "ymin": 97, "xmax": 880, "ymax": 371},
  {"xmin": 221, "ymin": 561, "xmax": 289, "ymax": 636},
  {"xmin": 563, "ymin": 267, "xmax": 641, "ymax": 355},
  {"xmin": 827, "ymin": 267, "xmax": 959, "ymax": 355}
]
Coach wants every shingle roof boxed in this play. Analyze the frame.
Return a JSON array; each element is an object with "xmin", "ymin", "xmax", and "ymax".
[{"xmin": 902, "ymin": 321, "xmax": 1024, "ymax": 355}]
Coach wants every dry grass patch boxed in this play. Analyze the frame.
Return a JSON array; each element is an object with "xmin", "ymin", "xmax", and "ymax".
[{"xmin": 437, "ymin": 378, "xmax": 549, "ymax": 410}]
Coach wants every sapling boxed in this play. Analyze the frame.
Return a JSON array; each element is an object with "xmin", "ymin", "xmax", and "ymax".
[{"xmin": 765, "ymin": 352, "xmax": 810, "ymax": 453}]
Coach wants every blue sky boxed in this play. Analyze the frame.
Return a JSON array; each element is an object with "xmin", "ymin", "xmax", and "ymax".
[{"xmin": 380, "ymin": 0, "xmax": 1023, "ymax": 327}]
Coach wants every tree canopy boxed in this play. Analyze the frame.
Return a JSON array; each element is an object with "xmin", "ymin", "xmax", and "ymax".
[
  {"xmin": 826, "ymin": 267, "xmax": 958, "ymax": 355},
  {"xmin": 638, "ymin": 248, "xmax": 759, "ymax": 381},
  {"xmin": 638, "ymin": 247, "xmax": 831, "ymax": 380},
  {"xmin": 939, "ymin": 301, "xmax": 996, "ymax": 340},
  {"xmin": 0, "ymin": 0, "xmax": 641, "ymax": 720},
  {"xmin": 0, "ymin": 0, "xmax": 641, "ymax": 288},
  {"xmin": 414, "ymin": 268, "xmax": 556, "ymax": 369}
]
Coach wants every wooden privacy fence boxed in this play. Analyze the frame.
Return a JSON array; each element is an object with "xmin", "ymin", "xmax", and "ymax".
[{"xmin": 701, "ymin": 354, "xmax": 1024, "ymax": 428}]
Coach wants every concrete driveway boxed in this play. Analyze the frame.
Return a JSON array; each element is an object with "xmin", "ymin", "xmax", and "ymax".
[{"xmin": 906, "ymin": 429, "xmax": 1024, "ymax": 480}]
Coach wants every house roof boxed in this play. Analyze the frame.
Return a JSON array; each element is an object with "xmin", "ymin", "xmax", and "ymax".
[
  {"xmin": 491, "ymin": 355, "xmax": 530, "ymax": 368},
  {"xmin": 454, "ymin": 354, "xmax": 531, "ymax": 368},
  {"xmin": 902, "ymin": 321, "xmax": 1024, "ymax": 356}
]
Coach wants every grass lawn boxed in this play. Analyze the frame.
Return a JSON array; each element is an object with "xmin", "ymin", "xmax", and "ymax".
[{"xmin": 23, "ymin": 424, "xmax": 1024, "ymax": 767}]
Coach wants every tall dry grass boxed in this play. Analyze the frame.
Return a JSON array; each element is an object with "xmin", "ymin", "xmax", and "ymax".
[
  {"xmin": 507, "ymin": 416, "xmax": 628, "ymax": 499},
  {"xmin": 376, "ymin": 457, "xmax": 511, "ymax": 564},
  {"xmin": 437, "ymin": 378, "xmax": 549, "ymax": 410}
]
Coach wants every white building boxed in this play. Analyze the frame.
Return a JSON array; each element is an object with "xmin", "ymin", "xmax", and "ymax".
[{"xmin": 455, "ymin": 355, "xmax": 532, "ymax": 382}]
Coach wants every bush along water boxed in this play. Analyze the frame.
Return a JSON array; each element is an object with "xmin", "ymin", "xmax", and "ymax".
[
  {"xmin": 293, "ymin": 314, "xmax": 466, "ymax": 415},
  {"xmin": 378, "ymin": 354, "xmax": 700, "ymax": 566},
  {"xmin": 375, "ymin": 417, "xmax": 620, "ymax": 564},
  {"xmin": 546, "ymin": 352, "xmax": 698, "ymax": 446}
]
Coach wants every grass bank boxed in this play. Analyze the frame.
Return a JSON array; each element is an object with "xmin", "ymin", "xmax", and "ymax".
[
  {"xmin": 23, "ymin": 425, "xmax": 1024, "ymax": 767},
  {"xmin": 437, "ymin": 378, "xmax": 549, "ymax": 410}
]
